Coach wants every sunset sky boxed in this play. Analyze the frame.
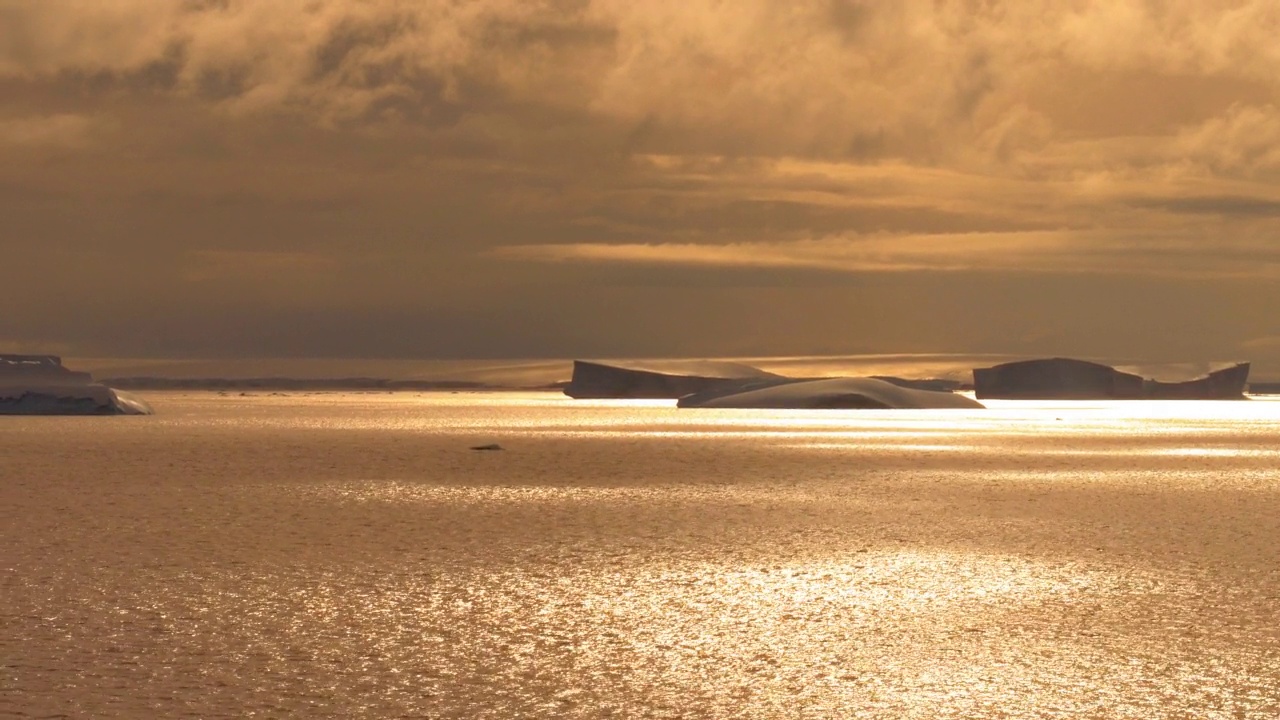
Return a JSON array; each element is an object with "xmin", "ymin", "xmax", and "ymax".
[{"xmin": 4, "ymin": 1, "xmax": 1280, "ymax": 368}]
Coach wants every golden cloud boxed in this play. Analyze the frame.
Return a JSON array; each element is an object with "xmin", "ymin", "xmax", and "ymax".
[{"xmin": 492, "ymin": 230, "xmax": 1280, "ymax": 280}]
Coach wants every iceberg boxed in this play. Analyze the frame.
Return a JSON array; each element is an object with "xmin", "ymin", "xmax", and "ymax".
[
  {"xmin": 677, "ymin": 377, "xmax": 985, "ymax": 410},
  {"xmin": 1122, "ymin": 361, "xmax": 1251, "ymax": 399},
  {"xmin": 564, "ymin": 359, "xmax": 780, "ymax": 399},
  {"xmin": 565, "ymin": 358, "xmax": 982, "ymax": 409},
  {"xmin": 972, "ymin": 358, "xmax": 1250, "ymax": 400},
  {"xmin": 0, "ymin": 355, "xmax": 154, "ymax": 415},
  {"xmin": 868, "ymin": 376, "xmax": 964, "ymax": 392}
]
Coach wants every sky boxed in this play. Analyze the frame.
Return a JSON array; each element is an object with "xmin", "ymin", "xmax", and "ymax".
[{"xmin": 3, "ymin": 0, "xmax": 1280, "ymax": 368}]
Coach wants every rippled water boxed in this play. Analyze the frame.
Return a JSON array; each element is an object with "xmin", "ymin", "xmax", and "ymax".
[{"xmin": 4, "ymin": 392, "xmax": 1279, "ymax": 718}]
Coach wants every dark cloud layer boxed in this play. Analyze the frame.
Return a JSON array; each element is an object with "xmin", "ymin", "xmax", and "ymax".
[{"xmin": 3, "ymin": 1, "xmax": 1280, "ymax": 371}]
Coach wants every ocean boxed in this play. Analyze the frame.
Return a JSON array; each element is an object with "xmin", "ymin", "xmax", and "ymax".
[{"xmin": 4, "ymin": 391, "xmax": 1279, "ymax": 718}]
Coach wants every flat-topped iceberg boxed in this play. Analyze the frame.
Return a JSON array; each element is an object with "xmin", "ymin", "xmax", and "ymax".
[
  {"xmin": 677, "ymin": 377, "xmax": 985, "ymax": 410},
  {"xmin": 972, "ymin": 357, "xmax": 1249, "ymax": 400},
  {"xmin": 0, "ymin": 355, "xmax": 153, "ymax": 415},
  {"xmin": 565, "ymin": 358, "xmax": 982, "ymax": 408},
  {"xmin": 564, "ymin": 359, "xmax": 780, "ymax": 399}
]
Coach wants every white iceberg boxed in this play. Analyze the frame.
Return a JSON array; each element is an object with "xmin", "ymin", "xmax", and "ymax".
[
  {"xmin": 677, "ymin": 377, "xmax": 985, "ymax": 410},
  {"xmin": 0, "ymin": 355, "xmax": 153, "ymax": 415}
]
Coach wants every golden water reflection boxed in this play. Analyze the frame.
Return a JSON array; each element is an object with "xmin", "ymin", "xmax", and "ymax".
[{"xmin": 5, "ymin": 393, "xmax": 1280, "ymax": 718}]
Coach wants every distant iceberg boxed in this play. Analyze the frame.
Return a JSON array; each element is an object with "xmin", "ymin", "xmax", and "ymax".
[
  {"xmin": 0, "ymin": 355, "xmax": 153, "ymax": 415},
  {"xmin": 564, "ymin": 359, "xmax": 780, "ymax": 399},
  {"xmin": 565, "ymin": 358, "xmax": 982, "ymax": 409},
  {"xmin": 678, "ymin": 377, "xmax": 985, "ymax": 409},
  {"xmin": 972, "ymin": 358, "xmax": 1250, "ymax": 400}
]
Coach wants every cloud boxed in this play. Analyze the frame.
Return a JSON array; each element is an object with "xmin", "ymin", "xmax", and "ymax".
[
  {"xmin": 1058, "ymin": 1, "xmax": 1280, "ymax": 79},
  {"xmin": 1175, "ymin": 104, "xmax": 1280, "ymax": 178},
  {"xmin": 1241, "ymin": 335, "xmax": 1280, "ymax": 351},
  {"xmin": 3, "ymin": 1, "xmax": 1280, "ymax": 364},
  {"xmin": 0, "ymin": 2, "xmax": 1273, "ymax": 151},
  {"xmin": 0, "ymin": 113, "xmax": 93, "ymax": 147},
  {"xmin": 0, "ymin": 1, "xmax": 185, "ymax": 77},
  {"xmin": 1126, "ymin": 194, "xmax": 1280, "ymax": 217},
  {"xmin": 0, "ymin": 0, "xmax": 613, "ymax": 126},
  {"xmin": 491, "ymin": 232, "xmax": 1078, "ymax": 273},
  {"xmin": 183, "ymin": 249, "xmax": 339, "ymax": 282},
  {"xmin": 491, "ymin": 230, "xmax": 1280, "ymax": 280}
]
